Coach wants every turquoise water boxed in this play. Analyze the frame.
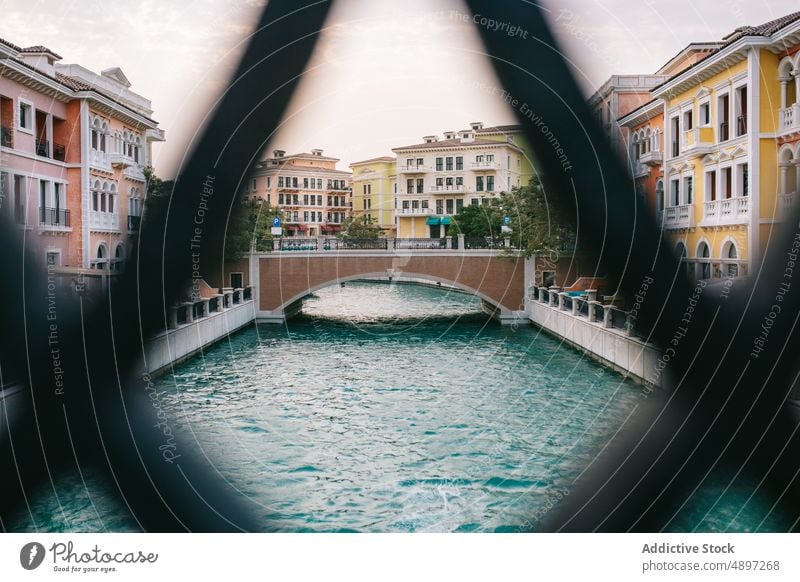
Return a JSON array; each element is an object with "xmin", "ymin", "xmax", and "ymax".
[{"xmin": 8, "ymin": 282, "xmax": 790, "ymax": 531}]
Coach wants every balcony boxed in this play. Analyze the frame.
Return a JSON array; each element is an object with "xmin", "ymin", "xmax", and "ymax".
[
  {"xmin": 681, "ymin": 127, "xmax": 714, "ymax": 156},
  {"xmin": 1, "ymin": 125, "xmax": 12, "ymax": 147},
  {"xmin": 90, "ymin": 149, "xmax": 111, "ymax": 170},
  {"xmin": 89, "ymin": 211, "xmax": 119, "ymax": 231},
  {"xmin": 124, "ymin": 163, "xmax": 146, "ymax": 180},
  {"xmin": 639, "ymin": 149, "xmax": 662, "ymax": 166},
  {"xmin": 702, "ymin": 195, "xmax": 750, "ymax": 226},
  {"xmin": 128, "ymin": 215, "xmax": 142, "ymax": 231},
  {"xmin": 35, "ymin": 138, "xmax": 49, "ymax": 158},
  {"xmin": 399, "ymin": 164, "xmax": 428, "ymax": 174},
  {"xmin": 111, "ymin": 152, "xmax": 133, "ymax": 168},
  {"xmin": 471, "ymin": 161, "xmax": 500, "ymax": 169},
  {"xmin": 658, "ymin": 204, "xmax": 693, "ymax": 230},
  {"xmin": 430, "ymin": 185, "xmax": 466, "ymax": 194},
  {"xmin": 398, "ymin": 207, "xmax": 433, "ymax": 217},
  {"xmin": 779, "ymin": 103, "xmax": 800, "ymax": 136},
  {"xmin": 39, "ymin": 206, "xmax": 70, "ymax": 228}
]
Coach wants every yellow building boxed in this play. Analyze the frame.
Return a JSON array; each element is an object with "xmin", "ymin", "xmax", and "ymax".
[
  {"xmin": 650, "ymin": 11, "xmax": 800, "ymax": 278},
  {"xmin": 349, "ymin": 156, "xmax": 396, "ymax": 236}
]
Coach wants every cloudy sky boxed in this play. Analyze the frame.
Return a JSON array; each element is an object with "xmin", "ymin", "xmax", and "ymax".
[{"xmin": 2, "ymin": 0, "xmax": 797, "ymax": 177}]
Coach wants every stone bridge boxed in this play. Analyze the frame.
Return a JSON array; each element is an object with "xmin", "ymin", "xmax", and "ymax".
[{"xmin": 241, "ymin": 239, "xmax": 531, "ymax": 324}]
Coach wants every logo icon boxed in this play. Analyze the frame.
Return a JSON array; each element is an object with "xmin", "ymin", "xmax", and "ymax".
[{"xmin": 20, "ymin": 542, "xmax": 46, "ymax": 570}]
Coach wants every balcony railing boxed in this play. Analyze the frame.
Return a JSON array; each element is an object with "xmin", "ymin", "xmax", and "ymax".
[
  {"xmin": 395, "ymin": 237, "xmax": 447, "ymax": 249},
  {"xmin": 39, "ymin": 206, "xmax": 70, "ymax": 227},
  {"xmin": 128, "ymin": 215, "xmax": 142, "ymax": 231},
  {"xmin": 779, "ymin": 103, "xmax": 800, "ymax": 134},
  {"xmin": 639, "ymin": 149, "xmax": 662, "ymax": 166},
  {"xmin": 719, "ymin": 121, "xmax": 729, "ymax": 142},
  {"xmin": 336, "ymin": 238, "xmax": 389, "ymax": 250},
  {"xmin": 471, "ymin": 161, "xmax": 500, "ymax": 169},
  {"xmin": 735, "ymin": 115, "xmax": 746, "ymax": 137},
  {"xmin": 1, "ymin": 125, "xmax": 12, "ymax": 147},
  {"xmin": 659, "ymin": 204, "xmax": 693, "ymax": 229},
  {"xmin": 430, "ymin": 185, "xmax": 465, "ymax": 193},
  {"xmin": 35, "ymin": 138, "xmax": 49, "ymax": 158},
  {"xmin": 89, "ymin": 211, "xmax": 119, "ymax": 231},
  {"xmin": 398, "ymin": 207, "xmax": 432, "ymax": 216},
  {"xmin": 702, "ymin": 195, "xmax": 750, "ymax": 226},
  {"xmin": 399, "ymin": 164, "xmax": 428, "ymax": 173},
  {"xmin": 779, "ymin": 193, "xmax": 797, "ymax": 217}
]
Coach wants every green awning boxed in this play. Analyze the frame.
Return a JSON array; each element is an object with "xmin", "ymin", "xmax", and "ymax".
[
  {"xmin": 440, "ymin": 216, "xmax": 452, "ymax": 225},
  {"xmin": 426, "ymin": 217, "xmax": 440, "ymax": 226}
]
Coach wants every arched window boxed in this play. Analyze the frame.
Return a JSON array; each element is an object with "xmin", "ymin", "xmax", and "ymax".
[
  {"xmin": 113, "ymin": 243, "xmax": 125, "ymax": 271},
  {"xmin": 697, "ymin": 241, "xmax": 711, "ymax": 280},
  {"xmin": 779, "ymin": 56, "xmax": 797, "ymax": 109},
  {"xmin": 91, "ymin": 118, "xmax": 101, "ymax": 151},
  {"xmin": 675, "ymin": 241, "xmax": 687, "ymax": 258},
  {"xmin": 109, "ymin": 183, "xmax": 117, "ymax": 214},
  {"xmin": 100, "ymin": 122, "xmax": 109, "ymax": 153},
  {"xmin": 723, "ymin": 240, "xmax": 739, "ymax": 277}
]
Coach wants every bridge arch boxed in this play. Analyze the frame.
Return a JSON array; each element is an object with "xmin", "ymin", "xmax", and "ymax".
[{"xmin": 252, "ymin": 251, "xmax": 528, "ymax": 324}]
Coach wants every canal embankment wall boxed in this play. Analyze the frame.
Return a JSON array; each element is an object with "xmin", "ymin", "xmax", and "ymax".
[{"xmin": 527, "ymin": 286, "xmax": 667, "ymax": 390}]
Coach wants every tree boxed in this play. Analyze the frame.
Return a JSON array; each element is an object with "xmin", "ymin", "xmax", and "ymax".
[
  {"xmin": 224, "ymin": 198, "xmax": 280, "ymax": 261},
  {"xmin": 448, "ymin": 202, "xmax": 503, "ymax": 238},
  {"xmin": 339, "ymin": 215, "xmax": 382, "ymax": 239},
  {"xmin": 498, "ymin": 176, "xmax": 576, "ymax": 257}
]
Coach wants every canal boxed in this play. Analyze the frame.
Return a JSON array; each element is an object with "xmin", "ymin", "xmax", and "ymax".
[{"xmin": 9, "ymin": 282, "xmax": 790, "ymax": 532}]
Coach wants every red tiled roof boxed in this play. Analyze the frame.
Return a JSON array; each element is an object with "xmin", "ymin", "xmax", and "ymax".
[
  {"xmin": 0, "ymin": 37, "xmax": 22, "ymax": 51},
  {"xmin": 722, "ymin": 11, "xmax": 800, "ymax": 43},
  {"xmin": 21, "ymin": 45, "xmax": 62, "ymax": 59}
]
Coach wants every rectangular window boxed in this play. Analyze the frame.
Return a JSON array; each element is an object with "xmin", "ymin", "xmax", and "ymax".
[
  {"xmin": 670, "ymin": 179, "xmax": 679, "ymax": 206},
  {"xmin": 445, "ymin": 157, "xmax": 453, "ymax": 171},
  {"xmin": 446, "ymin": 177, "xmax": 453, "ymax": 187},
  {"xmin": 718, "ymin": 94, "xmax": 730, "ymax": 141},
  {"xmin": 735, "ymin": 86, "xmax": 747, "ymax": 136},
  {"xmin": 303, "ymin": 178, "xmax": 309, "ymax": 189},
  {"xmin": 317, "ymin": 195, "xmax": 322, "ymax": 205},
  {"xmin": 722, "ymin": 167, "xmax": 732, "ymax": 198},
  {"xmin": 487, "ymin": 176, "xmax": 494, "ymax": 192},
  {"xmin": 421, "ymin": 199, "xmax": 429, "ymax": 209},
  {"xmin": 476, "ymin": 176, "xmax": 484, "ymax": 192},
  {"xmin": 455, "ymin": 156, "xmax": 463, "ymax": 170},
  {"xmin": 436, "ymin": 199, "xmax": 443, "ymax": 214},
  {"xmin": 54, "ymin": 182, "xmax": 63, "ymax": 211},
  {"xmin": 683, "ymin": 176, "xmax": 693, "ymax": 205},
  {"xmin": 304, "ymin": 211, "xmax": 309, "ymax": 222},
  {"xmin": 279, "ymin": 193, "xmax": 284, "ymax": 204},
  {"xmin": 670, "ymin": 116, "xmax": 680, "ymax": 157},
  {"xmin": 416, "ymin": 157, "xmax": 423, "ymax": 167},
  {"xmin": 486, "ymin": 154, "xmax": 494, "ymax": 162},
  {"xmin": 416, "ymin": 178, "xmax": 424, "ymax": 193},
  {"xmin": 292, "ymin": 177, "xmax": 298, "ymax": 188},
  {"xmin": 471, "ymin": 198, "xmax": 479, "ymax": 206},
  {"xmin": 310, "ymin": 196, "xmax": 315, "ymax": 206},
  {"xmin": 738, "ymin": 163, "xmax": 749, "ymax": 196},
  {"xmin": 435, "ymin": 157, "xmax": 443, "ymax": 171},
  {"xmin": 706, "ymin": 171, "xmax": 716, "ymax": 201},
  {"xmin": 318, "ymin": 211, "xmax": 322, "ymax": 222},
  {"xmin": 318, "ymin": 179, "xmax": 322, "ymax": 189},
  {"xmin": 406, "ymin": 158, "xmax": 414, "ymax": 169},
  {"xmin": 456, "ymin": 199, "xmax": 464, "ymax": 212},
  {"xmin": 407, "ymin": 179, "xmax": 414, "ymax": 194},
  {"xmin": 700, "ymin": 102, "xmax": 710, "ymax": 126},
  {"xmin": 39, "ymin": 179, "xmax": 47, "ymax": 212},
  {"xmin": 476, "ymin": 155, "xmax": 484, "ymax": 164},
  {"xmin": 293, "ymin": 194, "xmax": 299, "ymax": 204},
  {"xmin": 402, "ymin": 200, "xmax": 410, "ymax": 210},
  {"xmin": 267, "ymin": 177, "xmax": 271, "ymax": 188},
  {"xmin": 251, "ymin": 179, "xmax": 257, "ymax": 191},
  {"xmin": 18, "ymin": 100, "xmax": 32, "ymax": 130},
  {"xmin": 683, "ymin": 110, "xmax": 693, "ymax": 131},
  {"xmin": 456, "ymin": 177, "xmax": 464, "ymax": 187},
  {"xmin": 278, "ymin": 176, "xmax": 284, "ymax": 187},
  {"xmin": 328, "ymin": 195, "xmax": 332, "ymax": 205},
  {"xmin": 445, "ymin": 199, "xmax": 454, "ymax": 214},
  {"xmin": 436, "ymin": 177, "xmax": 444, "ymax": 188},
  {"xmin": 303, "ymin": 194, "xmax": 309, "ymax": 205},
  {"xmin": 411, "ymin": 200, "xmax": 419, "ymax": 210}
]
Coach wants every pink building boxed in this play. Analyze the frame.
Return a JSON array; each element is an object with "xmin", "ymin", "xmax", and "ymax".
[
  {"xmin": 0, "ymin": 37, "xmax": 164, "ymax": 285},
  {"xmin": 248, "ymin": 149, "xmax": 351, "ymax": 237}
]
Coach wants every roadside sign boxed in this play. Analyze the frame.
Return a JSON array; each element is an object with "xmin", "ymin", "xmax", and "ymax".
[
  {"xmin": 503, "ymin": 216, "xmax": 510, "ymax": 225},
  {"xmin": 271, "ymin": 227, "xmax": 282, "ymax": 236},
  {"xmin": 272, "ymin": 217, "xmax": 281, "ymax": 227}
]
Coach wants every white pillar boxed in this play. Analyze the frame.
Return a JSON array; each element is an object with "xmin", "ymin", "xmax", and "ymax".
[
  {"xmin": 781, "ymin": 80, "xmax": 788, "ymax": 109},
  {"xmin": 780, "ymin": 164, "xmax": 789, "ymax": 196}
]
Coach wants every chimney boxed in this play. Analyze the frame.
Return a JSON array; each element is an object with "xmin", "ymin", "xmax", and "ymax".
[
  {"xmin": 273, "ymin": 149, "xmax": 285, "ymax": 158},
  {"xmin": 423, "ymin": 135, "xmax": 438, "ymax": 143},
  {"xmin": 311, "ymin": 148, "xmax": 323, "ymax": 156},
  {"xmin": 459, "ymin": 130, "xmax": 474, "ymax": 143},
  {"xmin": 18, "ymin": 46, "xmax": 61, "ymax": 77},
  {"xmin": 443, "ymin": 131, "xmax": 456, "ymax": 140},
  {"xmin": 470, "ymin": 121, "xmax": 484, "ymax": 130}
]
